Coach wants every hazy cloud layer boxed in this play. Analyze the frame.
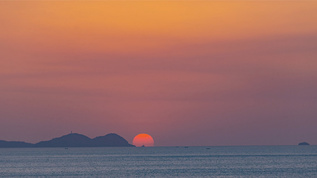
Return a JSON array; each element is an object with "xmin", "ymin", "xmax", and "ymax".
[{"xmin": 1, "ymin": 1, "xmax": 317, "ymax": 146}]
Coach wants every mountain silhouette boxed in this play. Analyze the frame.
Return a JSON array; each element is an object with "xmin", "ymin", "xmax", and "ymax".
[
  {"xmin": 92, "ymin": 133, "xmax": 132, "ymax": 147},
  {"xmin": 35, "ymin": 133, "xmax": 92, "ymax": 147},
  {"xmin": 0, "ymin": 133, "xmax": 135, "ymax": 148},
  {"xmin": 0, "ymin": 140, "xmax": 33, "ymax": 148}
]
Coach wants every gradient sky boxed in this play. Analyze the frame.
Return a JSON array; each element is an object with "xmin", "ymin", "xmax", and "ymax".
[{"xmin": 1, "ymin": 1, "xmax": 317, "ymax": 146}]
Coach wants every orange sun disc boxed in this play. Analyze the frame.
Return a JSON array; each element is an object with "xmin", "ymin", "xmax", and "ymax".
[{"xmin": 133, "ymin": 133, "xmax": 154, "ymax": 147}]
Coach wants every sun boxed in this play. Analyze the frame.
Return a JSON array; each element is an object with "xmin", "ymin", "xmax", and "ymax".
[{"xmin": 133, "ymin": 133, "xmax": 154, "ymax": 147}]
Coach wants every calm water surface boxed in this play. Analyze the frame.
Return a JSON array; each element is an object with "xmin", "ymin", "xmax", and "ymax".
[{"xmin": 0, "ymin": 146, "xmax": 316, "ymax": 177}]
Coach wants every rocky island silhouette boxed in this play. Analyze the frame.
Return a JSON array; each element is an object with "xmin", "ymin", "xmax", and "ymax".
[
  {"xmin": 298, "ymin": 142, "xmax": 310, "ymax": 146},
  {"xmin": 0, "ymin": 133, "xmax": 135, "ymax": 148}
]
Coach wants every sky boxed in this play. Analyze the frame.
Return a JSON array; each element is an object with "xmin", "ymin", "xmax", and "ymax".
[{"xmin": 1, "ymin": 1, "xmax": 317, "ymax": 146}]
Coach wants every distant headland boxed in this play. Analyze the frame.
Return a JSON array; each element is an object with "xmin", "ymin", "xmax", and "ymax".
[
  {"xmin": 0, "ymin": 133, "xmax": 135, "ymax": 148},
  {"xmin": 298, "ymin": 142, "xmax": 310, "ymax": 146}
]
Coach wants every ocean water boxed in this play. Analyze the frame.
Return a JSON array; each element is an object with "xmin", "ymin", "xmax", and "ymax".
[{"xmin": 0, "ymin": 146, "xmax": 316, "ymax": 177}]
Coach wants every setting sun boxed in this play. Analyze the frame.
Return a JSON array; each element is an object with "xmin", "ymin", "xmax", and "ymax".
[{"xmin": 133, "ymin": 133, "xmax": 154, "ymax": 147}]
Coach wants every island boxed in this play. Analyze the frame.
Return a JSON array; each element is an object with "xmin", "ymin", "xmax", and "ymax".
[
  {"xmin": 0, "ymin": 133, "xmax": 135, "ymax": 148},
  {"xmin": 298, "ymin": 142, "xmax": 310, "ymax": 146}
]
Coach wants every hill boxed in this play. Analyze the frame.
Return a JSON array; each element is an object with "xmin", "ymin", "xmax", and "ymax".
[
  {"xmin": 92, "ymin": 133, "xmax": 133, "ymax": 147},
  {"xmin": 0, "ymin": 133, "xmax": 135, "ymax": 148},
  {"xmin": 0, "ymin": 140, "xmax": 33, "ymax": 148},
  {"xmin": 35, "ymin": 133, "xmax": 92, "ymax": 147}
]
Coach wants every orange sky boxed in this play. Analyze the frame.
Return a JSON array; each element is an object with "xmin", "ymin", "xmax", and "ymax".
[{"xmin": 1, "ymin": 1, "xmax": 317, "ymax": 146}]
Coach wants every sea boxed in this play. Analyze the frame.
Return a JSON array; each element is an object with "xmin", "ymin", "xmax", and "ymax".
[{"xmin": 0, "ymin": 146, "xmax": 316, "ymax": 177}]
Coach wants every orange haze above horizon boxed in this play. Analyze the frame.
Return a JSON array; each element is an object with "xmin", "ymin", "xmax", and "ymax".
[{"xmin": 0, "ymin": 1, "xmax": 317, "ymax": 146}]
